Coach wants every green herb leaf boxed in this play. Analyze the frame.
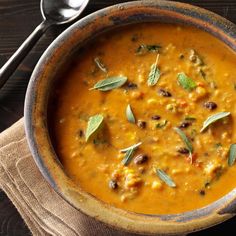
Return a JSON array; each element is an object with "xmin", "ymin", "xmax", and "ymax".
[
  {"xmin": 85, "ymin": 114, "xmax": 104, "ymax": 142},
  {"xmin": 228, "ymin": 144, "xmax": 236, "ymax": 166},
  {"xmin": 136, "ymin": 44, "xmax": 161, "ymax": 55},
  {"xmin": 200, "ymin": 112, "xmax": 231, "ymax": 132},
  {"xmin": 148, "ymin": 54, "xmax": 160, "ymax": 87},
  {"xmin": 185, "ymin": 116, "xmax": 196, "ymax": 121},
  {"xmin": 94, "ymin": 57, "xmax": 107, "ymax": 73},
  {"xmin": 200, "ymin": 69, "xmax": 206, "ymax": 80},
  {"xmin": 126, "ymin": 104, "xmax": 136, "ymax": 124},
  {"xmin": 156, "ymin": 169, "xmax": 176, "ymax": 188},
  {"xmin": 156, "ymin": 120, "xmax": 168, "ymax": 128},
  {"xmin": 174, "ymin": 127, "xmax": 193, "ymax": 155},
  {"xmin": 214, "ymin": 143, "xmax": 222, "ymax": 149},
  {"xmin": 122, "ymin": 148, "xmax": 135, "ymax": 166},
  {"xmin": 120, "ymin": 142, "xmax": 142, "ymax": 153},
  {"xmin": 90, "ymin": 76, "xmax": 127, "ymax": 91},
  {"xmin": 177, "ymin": 73, "xmax": 197, "ymax": 91}
]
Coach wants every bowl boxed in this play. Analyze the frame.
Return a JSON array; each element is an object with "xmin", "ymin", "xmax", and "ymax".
[{"xmin": 24, "ymin": 0, "xmax": 236, "ymax": 235}]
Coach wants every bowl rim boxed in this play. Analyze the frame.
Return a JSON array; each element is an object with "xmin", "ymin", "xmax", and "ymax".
[{"xmin": 24, "ymin": 0, "xmax": 236, "ymax": 234}]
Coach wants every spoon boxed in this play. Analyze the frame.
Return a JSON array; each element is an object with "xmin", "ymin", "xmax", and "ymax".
[{"xmin": 0, "ymin": 0, "xmax": 89, "ymax": 88}]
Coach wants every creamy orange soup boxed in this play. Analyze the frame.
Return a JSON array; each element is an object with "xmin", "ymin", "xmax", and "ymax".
[{"xmin": 50, "ymin": 23, "xmax": 236, "ymax": 214}]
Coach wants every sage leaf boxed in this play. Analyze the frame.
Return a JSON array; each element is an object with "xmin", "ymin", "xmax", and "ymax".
[
  {"xmin": 200, "ymin": 112, "xmax": 231, "ymax": 132},
  {"xmin": 156, "ymin": 169, "xmax": 176, "ymax": 188},
  {"xmin": 156, "ymin": 120, "xmax": 167, "ymax": 129},
  {"xmin": 174, "ymin": 127, "xmax": 193, "ymax": 154},
  {"xmin": 120, "ymin": 142, "xmax": 142, "ymax": 153},
  {"xmin": 90, "ymin": 76, "xmax": 127, "ymax": 91},
  {"xmin": 122, "ymin": 148, "xmax": 135, "ymax": 166},
  {"xmin": 126, "ymin": 104, "xmax": 136, "ymax": 124},
  {"xmin": 228, "ymin": 144, "xmax": 236, "ymax": 166},
  {"xmin": 147, "ymin": 54, "xmax": 160, "ymax": 87},
  {"xmin": 177, "ymin": 72, "xmax": 197, "ymax": 91},
  {"xmin": 136, "ymin": 44, "xmax": 161, "ymax": 55},
  {"xmin": 94, "ymin": 57, "xmax": 107, "ymax": 73},
  {"xmin": 85, "ymin": 114, "xmax": 104, "ymax": 142}
]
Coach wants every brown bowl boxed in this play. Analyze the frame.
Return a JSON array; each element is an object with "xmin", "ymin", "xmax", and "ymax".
[{"xmin": 24, "ymin": 0, "xmax": 236, "ymax": 235}]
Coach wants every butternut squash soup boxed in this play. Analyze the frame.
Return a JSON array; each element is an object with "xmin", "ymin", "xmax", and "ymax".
[{"xmin": 50, "ymin": 23, "xmax": 236, "ymax": 214}]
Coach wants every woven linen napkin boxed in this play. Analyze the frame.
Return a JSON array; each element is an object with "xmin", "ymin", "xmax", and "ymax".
[{"xmin": 0, "ymin": 119, "xmax": 133, "ymax": 236}]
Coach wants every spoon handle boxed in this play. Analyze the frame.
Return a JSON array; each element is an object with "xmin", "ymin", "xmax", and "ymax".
[{"xmin": 0, "ymin": 20, "xmax": 51, "ymax": 88}]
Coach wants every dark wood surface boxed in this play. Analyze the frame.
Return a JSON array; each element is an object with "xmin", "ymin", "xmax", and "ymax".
[{"xmin": 0, "ymin": 0, "xmax": 236, "ymax": 235}]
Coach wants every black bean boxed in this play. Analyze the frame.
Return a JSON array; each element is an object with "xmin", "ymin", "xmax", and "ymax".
[
  {"xmin": 158, "ymin": 89, "xmax": 172, "ymax": 97},
  {"xmin": 199, "ymin": 190, "xmax": 206, "ymax": 196},
  {"xmin": 137, "ymin": 120, "xmax": 146, "ymax": 129},
  {"xmin": 151, "ymin": 115, "xmax": 161, "ymax": 120},
  {"xmin": 109, "ymin": 180, "xmax": 118, "ymax": 190},
  {"xmin": 134, "ymin": 154, "xmax": 148, "ymax": 165},
  {"xmin": 78, "ymin": 130, "xmax": 84, "ymax": 137},
  {"xmin": 204, "ymin": 101, "xmax": 217, "ymax": 110},
  {"xmin": 178, "ymin": 121, "xmax": 191, "ymax": 129},
  {"xmin": 177, "ymin": 147, "xmax": 190, "ymax": 155},
  {"xmin": 126, "ymin": 82, "xmax": 138, "ymax": 90}
]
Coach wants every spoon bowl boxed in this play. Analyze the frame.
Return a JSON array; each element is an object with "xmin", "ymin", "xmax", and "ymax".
[
  {"xmin": 41, "ymin": 0, "xmax": 90, "ymax": 24},
  {"xmin": 0, "ymin": 0, "xmax": 89, "ymax": 88}
]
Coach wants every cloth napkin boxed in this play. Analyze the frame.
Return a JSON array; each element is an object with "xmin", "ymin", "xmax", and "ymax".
[{"xmin": 0, "ymin": 119, "xmax": 134, "ymax": 236}]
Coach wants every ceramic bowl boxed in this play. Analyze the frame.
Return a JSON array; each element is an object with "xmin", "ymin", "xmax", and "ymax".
[{"xmin": 24, "ymin": 1, "xmax": 236, "ymax": 235}]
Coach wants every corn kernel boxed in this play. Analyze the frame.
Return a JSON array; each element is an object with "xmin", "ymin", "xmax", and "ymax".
[
  {"xmin": 196, "ymin": 86, "xmax": 207, "ymax": 97},
  {"xmin": 147, "ymin": 98, "xmax": 158, "ymax": 106},
  {"xmin": 171, "ymin": 169, "xmax": 182, "ymax": 175},
  {"xmin": 152, "ymin": 181, "xmax": 162, "ymax": 190}
]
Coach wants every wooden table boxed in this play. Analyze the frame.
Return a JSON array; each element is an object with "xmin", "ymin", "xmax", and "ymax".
[{"xmin": 0, "ymin": 0, "xmax": 236, "ymax": 235}]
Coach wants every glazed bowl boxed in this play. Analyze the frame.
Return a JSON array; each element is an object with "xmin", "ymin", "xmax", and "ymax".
[{"xmin": 24, "ymin": 0, "xmax": 236, "ymax": 235}]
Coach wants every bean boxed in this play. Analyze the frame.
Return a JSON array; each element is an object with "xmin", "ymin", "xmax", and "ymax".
[
  {"xmin": 109, "ymin": 180, "xmax": 118, "ymax": 190},
  {"xmin": 151, "ymin": 115, "xmax": 161, "ymax": 120},
  {"xmin": 134, "ymin": 154, "xmax": 148, "ymax": 165},
  {"xmin": 204, "ymin": 101, "xmax": 217, "ymax": 110},
  {"xmin": 177, "ymin": 147, "xmax": 190, "ymax": 155},
  {"xmin": 179, "ymin": 121, "xmax": 191, "ymax": 129},
  {"xmin": 126, "ymin": 82, "xmax": 138, "ymax": 90},
  {"xmin": 199, "ymin": 190, "xmax": 206, "ymax": 196},
  {"xmin": 158, "ymin": 89, "xmax": 172, "ymax": 97},
  {"xmin": 137, "ymin": 120, "xmax": 146, "ymax": 129},
  {"xmin": 78, "ymin": 130, "xmax": 84, "ymax": 137}
]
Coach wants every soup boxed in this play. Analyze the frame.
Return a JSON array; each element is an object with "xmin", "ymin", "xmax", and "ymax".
[{"xmin": 50, "ymin": 23, "xmax": 236, "ymax": 214}]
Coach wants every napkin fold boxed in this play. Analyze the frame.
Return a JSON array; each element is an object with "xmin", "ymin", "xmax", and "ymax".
[{"xmin": 0, "ymin": 119, "xmax": 131, "ymax": 236}]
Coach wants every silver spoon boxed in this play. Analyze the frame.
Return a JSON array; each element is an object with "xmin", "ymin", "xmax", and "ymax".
[{"xmin": 0, "ymin": 0, "xmax": 89, "ymax": 88}]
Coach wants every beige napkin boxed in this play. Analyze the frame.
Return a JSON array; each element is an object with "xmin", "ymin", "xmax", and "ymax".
[{"xmin": 0, "ymin": 119, "xmax": 134, "ymax": 236}]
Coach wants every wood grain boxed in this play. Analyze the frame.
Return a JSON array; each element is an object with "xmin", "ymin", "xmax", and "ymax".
[{"xmin": 0, "ymin": 0, "xmax": 236, "ymax": 235}]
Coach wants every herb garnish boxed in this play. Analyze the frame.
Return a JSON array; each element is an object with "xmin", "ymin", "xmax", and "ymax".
[
  {"xmin": 120, "ymin": 142, "xmax": 142, "ymax": 153},
  {"xmin": 185, "ymin": 116, "xmax": 196, "ymax": 121},
  {"xmin": 228, "ymin": 144, "xmax": 236, "ymax": 166},
  {"xmin": 156, "ymin": 120, "xmax": 168, "ymax": 128},
  {"xmin": 122, "ymin": 148, "xmax": 135, "ymax": 166},
  {"xmin": 136, "ymin": 44, "xmax": 161, "ymax": 55},
  {"xmin": 94, "ymin": 57, "xmax": 107, "ymax": 73},
  {"xmin": 148, "ymin": 54, "xmax": 161, "ymax": 87},
  {"xmin": 126, "ymin": 104, "xmax": 136, "ymax": 124},
  {"xmin": 90, "ymin": 76, "xmax": 127, "ymax": 91},
  {"xmin": 177, "ymin": 72, "xmax": 197, "ymax": 91},
  {"xmin": 200, "ymin": 112, "xmax": 231, "ymax": 132},
  {"xmin": 85, "ymin": 114, "xmax": 104, "ymax": 142},
  {"xmin": 120, "ymin": 142, "xmax": 142, "ymax": 166},
  {"xmin": 174, "ymin": 127, "xmax": 193, "ymax": 162},
  {"xmin": 156, "ymin": 169, "xmax": 176, "ymax": 188},
  {"xmin": 214, "ymin": 143, "xmax": 222, "ymax": 149}
]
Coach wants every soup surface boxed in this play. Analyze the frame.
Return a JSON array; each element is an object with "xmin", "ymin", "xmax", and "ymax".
[{"xmin": 51, "ymin": 23, "xmax": 236, "ymax": 214}]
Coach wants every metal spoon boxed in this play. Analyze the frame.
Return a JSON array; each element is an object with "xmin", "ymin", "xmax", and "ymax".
[{"xmin": 0, "ymin": 0, "xmax": 89, "ymax": 88}]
